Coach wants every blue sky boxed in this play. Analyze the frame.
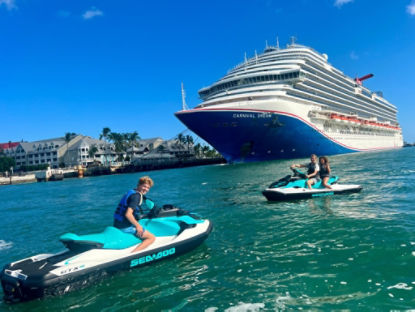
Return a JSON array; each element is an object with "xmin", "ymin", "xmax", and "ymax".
[{"xmin": 1, "ymin": 0, "xmax": 415, "ymax": 143}]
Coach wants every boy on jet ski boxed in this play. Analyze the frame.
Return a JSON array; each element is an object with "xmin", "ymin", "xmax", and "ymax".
[
  {"xmin": 113, "ymin": 176, "xmax": 156, "ymax": 253},
  {"xmin": 290, "ymin": 154, "xmax": 320, "ymax": 189}
]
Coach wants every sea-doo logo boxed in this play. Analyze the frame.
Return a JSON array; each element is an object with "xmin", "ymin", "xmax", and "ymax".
[
  {"xmin": 130, "ymin": 248, "xmax": 176, "ymax": 267},
  {"xmin": 312, "ymin": 192, "xmax": 334, "ymax": 197}
]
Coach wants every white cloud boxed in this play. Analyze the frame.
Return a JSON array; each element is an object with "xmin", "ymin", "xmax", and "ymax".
[
  {"xmin": 0, "ymin": 0, "xmax": 17, "ymax": 10},
  {"xmin": 350, "ymin": 51, "xmax": 359, "ymax": 60},
  {"xmin": 82, "ymin": 7, "xmax": 103, "ymax": 20},
  {"xmin": 334, "ymin": 0, "xmax": 353, "ymax": 8},
  {"xmin": 407, "ymin": 2, "xmax": 415, "ymax": 15}
]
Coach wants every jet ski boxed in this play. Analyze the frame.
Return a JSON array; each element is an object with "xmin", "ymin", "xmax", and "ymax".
[
  {"xmin": 262, "ymin": 168, "xmax": 362, "ymax": 201},
  {"xmin": 1, "ymin": 205, "xmax": 212, "ymax": 303}
]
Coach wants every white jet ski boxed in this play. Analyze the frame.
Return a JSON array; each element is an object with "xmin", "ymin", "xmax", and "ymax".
[
  {"xmin": 262, "ymin": 168, "xmax": 362, "ymax": 201},
  {"xmin": 1, "ymin": 205, "xmax": 212, "ymax": 303}
]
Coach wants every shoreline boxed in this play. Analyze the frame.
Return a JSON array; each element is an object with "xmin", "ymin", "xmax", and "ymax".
[{"xmin": 0, "ymin": 157, "xmax": 226, "ymax": 186}]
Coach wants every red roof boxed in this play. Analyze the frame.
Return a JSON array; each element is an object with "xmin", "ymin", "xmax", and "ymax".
[{"xmin": 0, "ymin": 142, "xmax": 20, "ymax": 150}]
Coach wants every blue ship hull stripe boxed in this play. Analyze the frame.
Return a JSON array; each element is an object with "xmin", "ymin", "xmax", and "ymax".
[{"xmin": 176, "ymin": 108, "xmax": 400, "ymax": 152}]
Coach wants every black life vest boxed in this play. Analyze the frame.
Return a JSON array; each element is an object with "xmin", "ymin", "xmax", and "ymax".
[
  {"xmin": 307, "ymin": 162, "xmax": 318, "ymax": 175},
  {"xmin": 319, "ymin": 164, "xmax": 330, "ymax": 178}
]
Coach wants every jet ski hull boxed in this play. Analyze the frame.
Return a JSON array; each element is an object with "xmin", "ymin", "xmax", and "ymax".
[
  {"xmin": 1, "ymin": 208, "xmax": 212, "ymax": 303},
  {"xmin": 263, "ymin": 184, "xmax": 362, "ymax": 201}
]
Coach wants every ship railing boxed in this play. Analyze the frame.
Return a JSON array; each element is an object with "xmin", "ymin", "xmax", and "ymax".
[{"xmin": 309, "ymin": 109, "xmax": 401, "ymax": 131}]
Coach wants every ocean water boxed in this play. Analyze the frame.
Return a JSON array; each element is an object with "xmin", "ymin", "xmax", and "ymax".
[{"xmin": 0, "ymin": 148, "xmax": 414, "ymax": 311}]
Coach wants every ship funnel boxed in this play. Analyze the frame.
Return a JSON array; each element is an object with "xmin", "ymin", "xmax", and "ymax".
[{"xmin": 354, "ymin": 74, "xmax": 374, "ymax": 86}]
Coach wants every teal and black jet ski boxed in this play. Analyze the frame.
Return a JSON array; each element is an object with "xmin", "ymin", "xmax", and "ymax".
[
  {"xmin": 262, "ymin": 168, "xmax": 362, "ymax": 201},
  {"xmin": 1, "ymin": 205, "xmax": 212, "ymax": 303}
]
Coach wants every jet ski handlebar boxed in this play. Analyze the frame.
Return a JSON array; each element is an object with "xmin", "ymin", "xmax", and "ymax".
[{"xmin": 290, "ymin": 168, "xmax": 307, "ymax": 179}]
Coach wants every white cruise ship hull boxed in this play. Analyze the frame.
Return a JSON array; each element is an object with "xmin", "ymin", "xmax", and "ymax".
[{"xmin": 176, "ymin": 99, "xmax": 402, "ymax": 163}]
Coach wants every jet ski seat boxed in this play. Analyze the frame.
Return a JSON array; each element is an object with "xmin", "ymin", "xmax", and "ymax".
[
  {"xmin": 60, "ymin": 216, "xmax": 204, "ymax": 251},
  {"xmin": 60, "ymin": 227, "xmax": 141, "ymax": 251},
  {"xmin": 312, "ymin": 176, "xmax": 338, "ymax": 188}
]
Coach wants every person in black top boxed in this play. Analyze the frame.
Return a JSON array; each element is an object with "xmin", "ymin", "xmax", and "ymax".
[
  {"xmin": 290, "ymin": 154, "xmax": 320, "ymax": 189},
  {"xmin": 319, "ymin": 156, "xmax": 332, "ymax": 189}
]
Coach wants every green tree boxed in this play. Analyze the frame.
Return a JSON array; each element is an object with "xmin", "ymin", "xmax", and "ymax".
[
  {"xmin": 88, "ymin": 144, "xmax": 98, "ymax": 159},
  {"xmin": 99, "ymin": 127, "xmax": 111, "ymax": 141},
  {"xmin": 64, "ymin": 132, "xmax": 75, "ymax": 167},
  {"xmin": 193, "ymin": 143, "xmax": 202, "ymax": 157},
  {"xmin": 202, "ymin": 145, "xmax": 209, "ymax": 156},
  {"xmin": 108, "ymin": 132, "xmax": 125, "ymax": 153},
  {"xmin": 177, "ymin": 133, "xmax": 184, "ymax": 145},
  {"xmin": 0, "ymin": 156, "xmax": 16, "ymax": 173},
  {"xmin": 185, "ymin": 135, "xmax": 194, "ymax": 151},
  {"xmin": 128, "ymin": 131, "xmax": 140, "ymax": 147},
  {"xmin": 64, "ymin": 132, "xmax": 72, "ymax": 144}
]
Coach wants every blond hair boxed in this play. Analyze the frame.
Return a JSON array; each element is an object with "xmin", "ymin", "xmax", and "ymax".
[{"xmin": 138, "ymin": 176, "xmax": 154, "ymax": 187}]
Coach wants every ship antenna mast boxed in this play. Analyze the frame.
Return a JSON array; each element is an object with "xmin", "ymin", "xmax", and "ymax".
[
  {"xmin": 276, "ymin": 36, "xmax": 280, "ymax": 49},
  {"xmin": 290, "ymin": 36, "xmax": 297, "ymax": 46},
  {"xmin": 181, "ymin": 82, "xmax": 188, "ymax": 111}
]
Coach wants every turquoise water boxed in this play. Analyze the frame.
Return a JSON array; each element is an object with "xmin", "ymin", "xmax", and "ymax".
[{"xmin": 0, "ymin": 148, "xmax": 414, "ymax": 311}]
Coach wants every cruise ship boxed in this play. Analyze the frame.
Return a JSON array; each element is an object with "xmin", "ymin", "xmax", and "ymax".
[{"xmin": 175, "ymin": 39, "xmax": 403, "ymax": 163}]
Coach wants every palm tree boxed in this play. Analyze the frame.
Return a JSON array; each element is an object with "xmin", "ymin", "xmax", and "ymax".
[
  {"xmin": 108, "ymin": 132, "xmax": 125, "ymax": 153},
  {"xmin": 177, "ymin": 133, "xmax": 184, "ymax": 145},
  {"xmin": 185, "ymin": 135, "xmax": 194, "ymax": 152},
  {"xmin": 202, "ymin": 145, "xmax": 209, "ymax": 157},
  {"xmin": 193, "ymin": 143, "xmax": 202, "ymax": 157},
  {"xmin": 128, "ymin": 131, "xmax": 140, "ymax": 147},
  {"xmin": 99, "ymin": 127, "xmax": 111, "ymax": 141},
  {"xmin": 64, "ymin": 132, "xmax": 73, "ymax": 166},
  {"xmin": 64, "ymin": 132, "xmax": 72, "ymax": 144}
]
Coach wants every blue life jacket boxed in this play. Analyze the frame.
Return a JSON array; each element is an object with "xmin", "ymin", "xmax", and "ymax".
[{"xmin": 113, "ymin": 190, "xmax": 155, "ymax": 223}]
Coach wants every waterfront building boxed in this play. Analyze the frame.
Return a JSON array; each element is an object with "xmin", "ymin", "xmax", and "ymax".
[
  {"xmin": 5, "ymin": 137, "xmax": 67, "ymax": 168},
  {"xmin": 62, "ymin": 136, "xmax": 117, "ymax": 167},
  {"xmin": 158, "ymin": 139, "xmax": 194, "ymax": 158},
  {"xmin": 5, "ymin": 135, "xmax": 116, "ymax": 169},
  {"xmin": 131, "ymin": 138, "xmax": 194, "ymax": 165},
  {"xmin": 126, "ymin": 137, "xmax": 164, "ymax": 158}
]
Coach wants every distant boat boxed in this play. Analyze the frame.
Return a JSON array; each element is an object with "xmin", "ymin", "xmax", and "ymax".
[{"xmin": 175, "ymin": 39, "xmax": 403, "ymax": 162}]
